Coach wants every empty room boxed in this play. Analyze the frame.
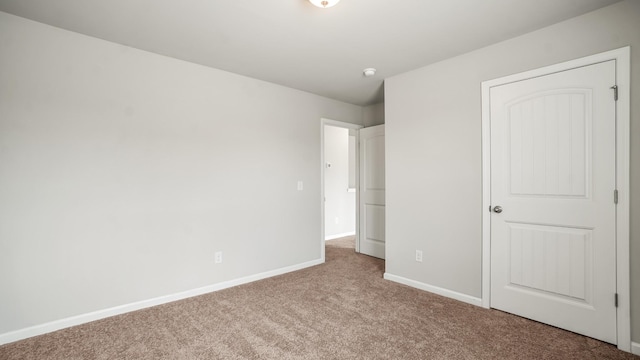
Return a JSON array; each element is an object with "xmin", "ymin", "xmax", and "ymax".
[{"xmin": 0, "ymin": 0, "xmax": 638, "ymax": 358}]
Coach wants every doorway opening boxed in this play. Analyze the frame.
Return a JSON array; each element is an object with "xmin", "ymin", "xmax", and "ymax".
[
  {"xmin": 320, "ymin": 119, "xmax": 362, "ymax": 261},
  {"xmin": 323, "ymin": 125, "xmax": 357, "ymax": 240}
]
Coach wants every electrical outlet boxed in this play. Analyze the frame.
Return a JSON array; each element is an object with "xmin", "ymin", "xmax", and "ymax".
[
  {"xmin": 415, "ymin": 250, "xmax": 423, "ymax": 262},
  {"xmin": 214, "ymin": 251, "xmax": 223, "ymax": 264}
]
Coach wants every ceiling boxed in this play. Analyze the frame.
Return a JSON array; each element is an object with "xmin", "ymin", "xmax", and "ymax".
[{"xmin": 0, "ymin": 0, "xmax": 622, "ymax": 106}]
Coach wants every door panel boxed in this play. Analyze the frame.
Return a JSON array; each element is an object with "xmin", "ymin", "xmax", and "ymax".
[
  {"xmin": 359, "ymin": 125, "xmax": 385, "ymax": 259},
  {"xmin": 508, "ymin": 91, "xmax": 589, "ymax": 197},
  {"xmin": 507, "ymin": 223, "xmax": 592, "ymax": 301},
  {"xmin": 365, "ymin": 204, "xmax": 385, "ymax": 243},
  {"xmin": 490, "ymin": 61, "xmax": 616, "ymax": 343}
]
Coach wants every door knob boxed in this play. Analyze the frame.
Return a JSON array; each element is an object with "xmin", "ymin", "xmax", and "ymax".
[{"xmin": 492, "ymin": 206, "xmax": 503, "ymax": 213}]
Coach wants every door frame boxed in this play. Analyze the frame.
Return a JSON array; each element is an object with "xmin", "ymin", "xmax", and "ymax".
[
  {"xmin": 480, "ymin": 47, "xmax": 630, "ymax": 351},
  {"xmin": 320, "ymin": 118, "xmax": 363, "ymax": 261}
]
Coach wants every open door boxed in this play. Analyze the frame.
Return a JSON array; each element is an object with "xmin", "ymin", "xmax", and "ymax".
[
  {"xmin": 358, "ymin": 125, "xmax": 385, "ymax": 259},
  {"xmin": 489, "ymin": 60, "xmax": 617, "ymax": 343}
]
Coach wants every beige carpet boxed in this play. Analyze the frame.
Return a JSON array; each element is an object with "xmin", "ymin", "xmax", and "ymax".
[{"xmin": 1, "ymin": 236, "xmax": 637, "ymax": 359}]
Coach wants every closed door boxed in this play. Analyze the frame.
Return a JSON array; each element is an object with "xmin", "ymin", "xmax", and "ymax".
[
  {"xmin": 490, "ymin": 61, "xmax": 617, "ymax": 343},
  {"xmin": 359, "ymin": 125, "xmax": 385, "ymax": 259}
]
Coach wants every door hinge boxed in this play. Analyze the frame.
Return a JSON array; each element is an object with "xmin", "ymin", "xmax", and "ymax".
[
  {"xmin": 611, "ymin": 85, "xmax": 618, "ymax": 101},
  {"xmin": 614, "ymin": 189, "xmax": 619, "ymax": 204},
  {"xmin": 615, "ymin": 293, "xmax": 618, "ymax": 307}
]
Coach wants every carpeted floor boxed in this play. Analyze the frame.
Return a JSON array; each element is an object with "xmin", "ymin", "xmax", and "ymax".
[{"xmin": 1, "ymin": 236, "xmax": 637, "ymax": 359}]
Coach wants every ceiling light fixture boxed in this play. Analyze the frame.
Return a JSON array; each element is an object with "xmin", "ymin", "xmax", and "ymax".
[
  {"xmin": 308, "ymin": 0, "xmax": 340, "ymax": 8},
  {"xmin": 363, "ymin": 68, "xmax": 376, "ymax": 77}
]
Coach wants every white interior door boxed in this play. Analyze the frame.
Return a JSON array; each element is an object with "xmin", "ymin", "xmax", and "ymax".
[
  {"xmin": 359, "ymin": 125, "xmax": 385, "ymax": 259},
  {"xmin": 489, "ymin": 61, "xmax": 617, "ymax": 343}
]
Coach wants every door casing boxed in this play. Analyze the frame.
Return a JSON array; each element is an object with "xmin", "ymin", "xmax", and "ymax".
[{"xmin": 481, "ymin": 47, "xmax": 631, "ymax": 351}]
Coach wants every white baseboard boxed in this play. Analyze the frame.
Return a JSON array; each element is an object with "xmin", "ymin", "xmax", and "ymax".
[
  {"xmin": 631, "ymin": 341, "xmax": 640, "ymax": 355},
  {"xmin": 0, "ymin": 258, "xmax": 323, "ymax": 346},
  {"xmin": 383, "ymin": 273, "xmax": 483, "ymax": 307},
  {"xmin": 325, "ymin": 231, "xmax": 355, "ymax": 241}
]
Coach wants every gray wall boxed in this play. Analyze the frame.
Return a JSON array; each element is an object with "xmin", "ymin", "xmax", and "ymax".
[
  {"xmin": 0, "ymin": 11, "xmax": 362, "ymax": 336},
  {"xmin": 385, "ymin": 0, "xmax": 640, "ymax": 342},
  {"xmin": 363, "ymin": 102, "xmax": 385, "ymax": 127}
]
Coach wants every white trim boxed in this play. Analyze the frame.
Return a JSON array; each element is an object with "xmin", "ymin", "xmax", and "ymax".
[
  {"xmin": 613, "ymin": 47, "xmax": 631, "ymax": 353},
  {"xmin": 384, "ymin": 273, "xmax": 483, "ymax": 307},
  {"xmin": 481, "ymin": 74, "xmax": 492, "ymax": 310},
  {"xmin": 325, "ymin": 231, "xmax": 356, "ymax": 241},
  {"xmin": 320, "ymin": 118, "xmax": 363, "ymax": 260},
  {"xmin": 631, "ymin": 342, "xmax": 640, "ymax": 356},
  {"xmin": 480, "ymin": 47, "xmax": 631, "ymax": 352},
  {"xmin": 0, "ymin": 258, "xmax": 323, "ymax": 346}
]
